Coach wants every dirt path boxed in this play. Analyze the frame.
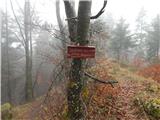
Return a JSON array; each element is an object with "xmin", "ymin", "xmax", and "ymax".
[
  {"xmin": 111, "ymin": 74, "xmax": 151, "ymax": 120},
  {"xmin": 28, "ymin": 100, "xmax": 42, "ymax": 120},
  {"xmin": 12, "ymin": 98, "xmax": 43, "ymax": 120}
]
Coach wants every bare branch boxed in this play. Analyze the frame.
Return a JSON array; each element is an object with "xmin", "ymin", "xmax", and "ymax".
[
  {"xmin": 90, "ymin": 0, "xmax": 107, "ymax": 19},
  {"xmin": 9, "ymin": 0, "xmax": 26, "ymax": 42},
  {"xmin": 14, "ymin": 0, "xmax": 24, "ymax": 14},
  {"xmin": 32, "ymin": 61, "xmax": 45, "ymax": 93},
  {"xmin": 65, "ymin": 0, "xmax": 107, "ymax": 21},
  {"xmin": 13, "ymin": 32, "xmax": 25, "ymax": 47},
  {"xmin": 84, "ymin": 71, "xmax": 118, "ymax": 87},
  {"xmin": 43, "ymin": 59, "xmax": 65, "ymax": 103},
  {"xmin": 33, "ymin": 23, "xmax": 70, "ymax": 44}
]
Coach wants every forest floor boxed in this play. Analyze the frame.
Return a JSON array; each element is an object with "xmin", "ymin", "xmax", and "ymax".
[{"xmin": 12, "ymin": 58, "xmax": 160, "ymax": 120}]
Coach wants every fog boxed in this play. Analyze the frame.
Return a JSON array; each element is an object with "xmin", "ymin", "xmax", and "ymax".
[{"xmin": 1, "ymin": 0, "xmax": 160, "ymax": 119}]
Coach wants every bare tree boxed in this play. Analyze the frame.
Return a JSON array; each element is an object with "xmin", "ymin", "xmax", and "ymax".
[{"xmin": 10, "ymin": 0, "xmax": 33, "ymax": 101}]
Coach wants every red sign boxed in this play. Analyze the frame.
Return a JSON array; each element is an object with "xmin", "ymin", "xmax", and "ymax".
[{"xmin": 67, "ymin": 45, "xmax": 95, "ymax": 58}]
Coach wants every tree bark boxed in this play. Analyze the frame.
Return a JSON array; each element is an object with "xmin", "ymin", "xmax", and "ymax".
[
  {"xmin": 24, "ymin": 0, "xmax": 33, "ymax": 101},
  {"xmin": 64, "ymin": 1, "xmax": 77, "ymax": 42},
  {"xmin": 65, "ymin": 1, "xmax": 92, "ymax": 119}
]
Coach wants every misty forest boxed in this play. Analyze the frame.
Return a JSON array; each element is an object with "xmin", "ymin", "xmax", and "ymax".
[{"xmin": 1, "ymin": 0, "xmax": 160, "ymax": 120}]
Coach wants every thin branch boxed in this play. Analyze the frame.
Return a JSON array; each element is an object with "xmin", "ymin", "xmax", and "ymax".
[
  {"xmin": 90, "ymin": 0, "xmax": 107, "ymax": 19},
  {"xmin": 80, "ymin": 92, "xmax": 88, "ymax": 119},
  {"xmin": 32, "ymin": 0, "xmax": 37, "ymax": 13},
  {"xmin": 14, "ymin": 0, "xmax": 24, "ymax": 14},
  {"xmin": 13, "ymin": 32, "xmax": 25, "ymax": 47},
  {"xmin": 33, "ymin": 23, "xmax": 67, "ymax": 36},
  {"xmin": 43, "ymin": 67, "xmax": 64, "ymax": 103},
  {"xmin": 43, "ymin": 59, "xmax": 65, "ymax": 103},
  {"xmin": 33, "ymin": 23, "xmax": 70, "ymax": 44},
  {"xmin": 32, "ymin": 61, "xmax": 45, "ymax": 91},
  {"xmin": 84, "ymin": 71, "xmax": 118, "ymax": 87},
  {"xmin": 10, "ymin": 56, "xmax": 25, "ymax": 64},
  {"xmin": 65, "ymin": 0, "xmax": 108, "ymax": 20},
  {"xmin": 10, "ymin": 0, "xmax": 26, "ymax": 42}
]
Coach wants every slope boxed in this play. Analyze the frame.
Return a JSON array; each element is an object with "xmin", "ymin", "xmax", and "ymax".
[{"xmin": 10, "ymin": 58, "xmax": 160, "ymax": 120}]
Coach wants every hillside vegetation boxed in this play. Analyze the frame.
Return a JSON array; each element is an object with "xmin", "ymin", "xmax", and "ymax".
[{"xmin": 8, "ymin": 58, "xmax": 160, "ymax": 120}]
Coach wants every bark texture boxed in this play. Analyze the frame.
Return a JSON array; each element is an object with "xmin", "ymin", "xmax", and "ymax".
[
  {"xmin": 64, "ymin": 1, "xmax": 92, "ymax": 119},
  {"xmin": 64, "ymin": 1, "xmax": 77, "ymax": 42},
  {"xmin": 24, "ymin": 0, "xmax": 33, "ymax": 101}
]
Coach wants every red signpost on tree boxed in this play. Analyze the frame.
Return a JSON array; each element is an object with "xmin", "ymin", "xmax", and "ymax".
[{"xmin": 67, "ymin": 45, "xmax": 95, "ymax": 59}]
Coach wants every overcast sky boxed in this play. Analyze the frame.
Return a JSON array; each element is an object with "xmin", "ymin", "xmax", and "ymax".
[{"xmin": 1, "ymin": 0, "xmax": 160, "ymax": 29}]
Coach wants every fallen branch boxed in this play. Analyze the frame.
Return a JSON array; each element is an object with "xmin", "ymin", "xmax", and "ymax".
[{"xmin": 83, "ymin": 71, "xmax": 118, "ymax": 87}]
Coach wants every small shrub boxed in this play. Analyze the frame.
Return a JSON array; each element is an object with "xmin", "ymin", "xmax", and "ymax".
[
  {"xmin": 147, "ymin": 84, "xmax": 160, "ymax": 92},
  {"xmin": 144, "ymin": 98, "xmax": 160, "ymax": 119},
  {"xmin": 1, "ymin": 103, "xmax": 12, "ymax": 120},
  {"xmin": 138, "ymin": 64, "xmax": 160, "ymax": 83}
]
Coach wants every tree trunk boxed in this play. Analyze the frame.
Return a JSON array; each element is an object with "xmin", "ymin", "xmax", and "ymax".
[
  {"xmin": 64, "ymin": 1, "xmax": 77, "ymax": 42},
  {"xmin": 5, "ymin": 0, "xmax": 12, "ymax": 103},
  {"xmin": 56, "ymin": 0, "xmax": 68, "ymax": 78},
  {"xmin": 24, "ymin": 0, "xmax": 33, "ymax": 101},
  {"xmin": 66, "ymin": 1, "xmax": 92, "ymax": 119}
]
